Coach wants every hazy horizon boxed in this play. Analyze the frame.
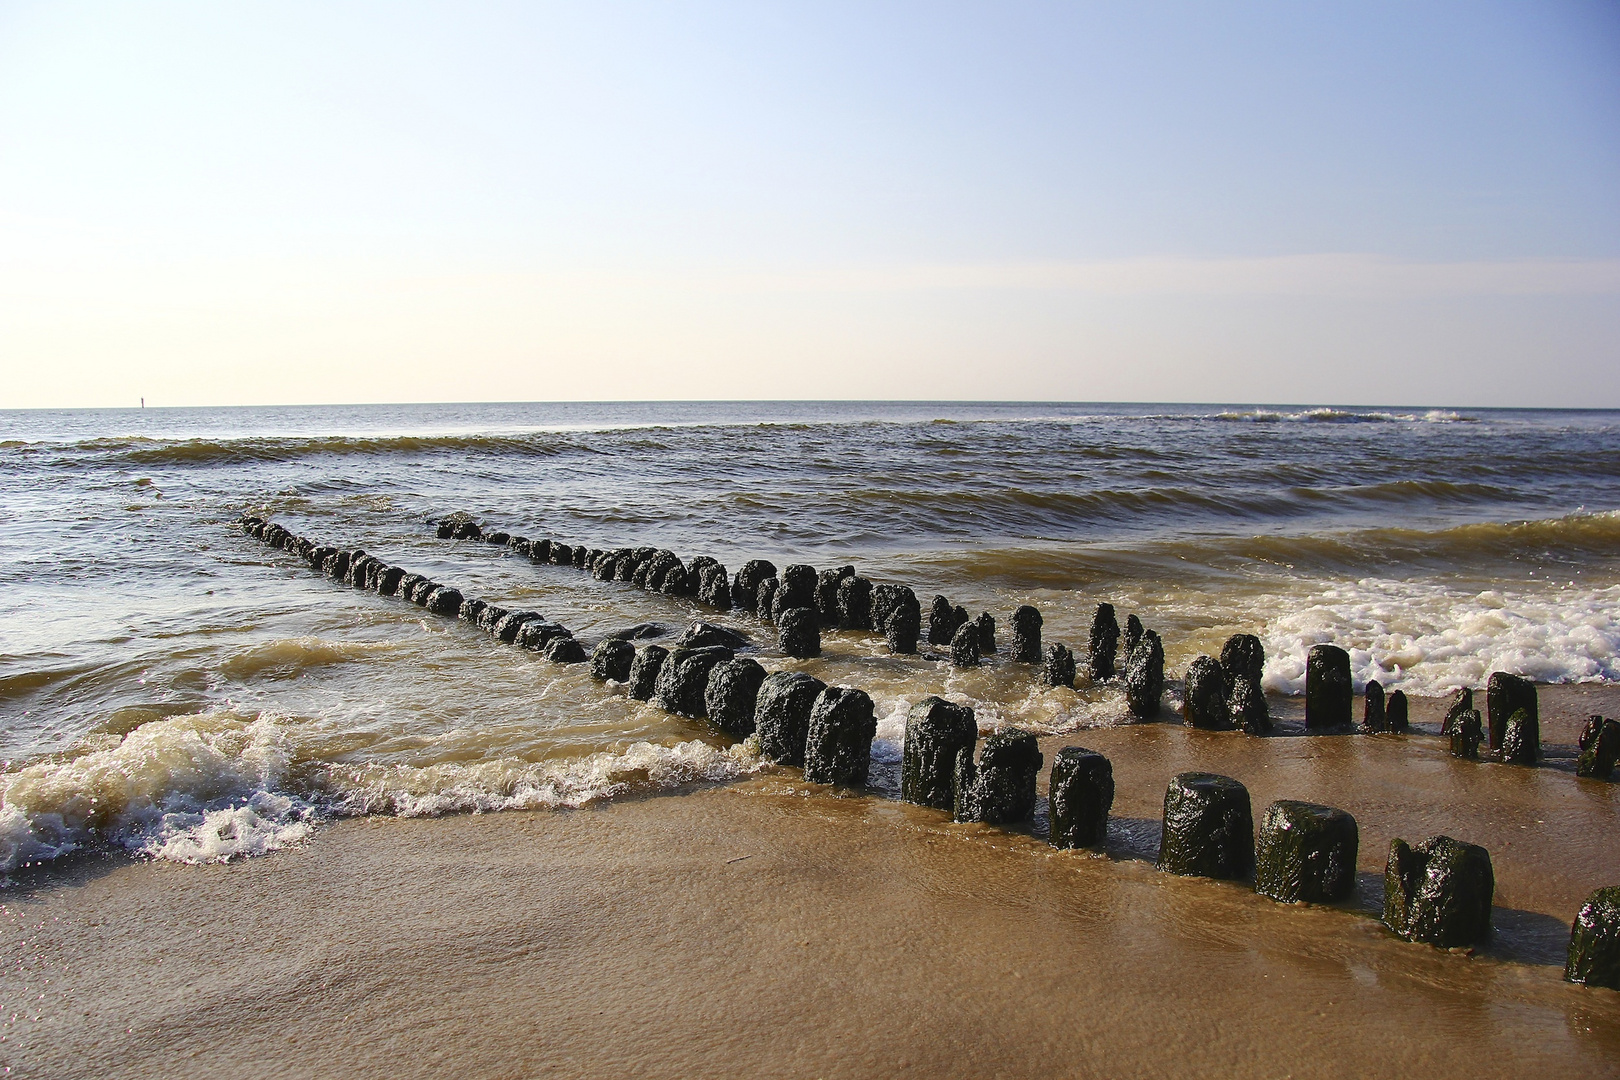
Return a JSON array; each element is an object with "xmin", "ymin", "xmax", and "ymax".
[{"xmin": 2, "ymin": 2, "xmax": 1617, "ymax": 410}]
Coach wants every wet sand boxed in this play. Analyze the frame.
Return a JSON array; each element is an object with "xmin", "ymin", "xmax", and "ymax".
[{"xmin": 4, "ymin": 685, "xmax": 1619, "ymax": 1079}]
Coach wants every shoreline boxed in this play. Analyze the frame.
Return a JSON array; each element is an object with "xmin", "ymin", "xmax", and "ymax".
[{"xmin": 4, "ymin": 684, "xmax": 1618, "ymax": 1077}]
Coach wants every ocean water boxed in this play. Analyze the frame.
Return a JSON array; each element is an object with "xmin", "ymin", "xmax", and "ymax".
[{"xmin": 1, "ymin": 401, "xmax": 1617, "ymax": 875}]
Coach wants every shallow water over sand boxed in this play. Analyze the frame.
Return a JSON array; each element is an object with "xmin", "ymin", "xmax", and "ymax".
[{"xmin": 0, "ymin": 401, "xmax": 1617, "ymax": 874}]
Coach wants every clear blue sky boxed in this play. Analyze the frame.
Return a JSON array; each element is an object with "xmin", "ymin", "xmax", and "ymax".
[{"xmin": 1, "ymin": 1, "xmax": 1617, "ymax": 407}]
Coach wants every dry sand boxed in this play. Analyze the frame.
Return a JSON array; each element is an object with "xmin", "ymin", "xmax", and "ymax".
[{"xmin": 4, "ymin": 686, "xmax": 1618, "ymax": 1079}]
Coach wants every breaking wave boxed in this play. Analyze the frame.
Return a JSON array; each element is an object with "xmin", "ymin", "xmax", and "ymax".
[{"xmin": 0, "ymin": 709, "xmax": 764, "ymax": 879}]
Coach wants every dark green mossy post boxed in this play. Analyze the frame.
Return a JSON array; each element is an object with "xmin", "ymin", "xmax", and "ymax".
[
  {"xmin": 1383, "ymin": 835, "xmax": 1494, "ymax": 948},
  {"xmin": 953, "ymin": 728, "xmax": 1042, "ymax": 824},
  {"xmin": 698, "ymin": 564, "xmax": 733, "ymax": 610},
  {"xmin": 423, "ymin": 586, "xmax": 463, "ymax": 616},
  {"xmin": 1577, "ymin": 716, "xmax": 1620, "ymax": 780},
  {"xmin": 776, "ymin": 564, "xmax": 818, "ymax": 615},
  {"xmin": 1042, "ymin": 643, "xmax": 1076, "ymax": 689},
  {"xmin": 731, "ymin": 559, "xmax": 776, "ymax": 611},
  {"xmin": 516, "ymin": 621, "xmax": 571, "ymax": 652},
  {"xmin": 1387, "ymin": 689, "xmax": 1409, "ymax": 733},
  {"xmin": 492, "ymin": 610, "xmax": 542, "ymax": 642},
  {"xmin": 1125, "ymin": 630, "xmax": 1164, "ymax": 718},
  {"xmin": 1486, "ymin": 672, "xmax": 1537, "ymax": 751},
  {"xmin": 409, "ymin": 578, "xmax": 440, "ymax": 605},
  {"xmin": 928, "ymin": 595, "xmax": 955, "ymax": 645},
  {"xmin": 374, "ymin": 565, "xmax": 405, "ymax": 597},
  {"xmin": 704, "ymin": 657, "xmax": 767, "ymax": 738},
  {"xmin": 755, "ymin": 578, "xmax": 779, "ymax": 622},
  {"xmin": 1049, "ymin": 747, "xmax": 1114, "ymax": 849},
  {"xmin": 1219, "ymin": 634, "xmax": 1264, "ymax": 687},
  {"xmin": 973, "ymin": 612, "xmax": 997, "ymax": 654},
  {"xmin": 803, "ymin": 686, "xmax": 877, "ymax": 787},
  {"xmin": 1231, "ymin": 679, "xmax": 1271, "ymax": 735},
  {"xmin": 1157, "ymin": 772, "xmax": 1254, "ymax": 881},
  {"xmin": 1182, "ymin": 656, "xmax": 1230, "ymax": 730},
  {"xmin": 1222, "ymin": 634, "xmax": 1270, "ymax": 734},
  {"xmin": 1123, "ymin": 613, "xmax": 1143, "ymax": 657},
  {"xmin": 1011, "ymin": 605, "xmax": 1042, "ymax": 663},
  {"xmin": 474, "ymin": 604, "xmax": 508, "ymax": 632},
  {"xmin": 878, "ymin": 586, "xmax": 921, "ymax": 655},
  {"xmin": 837, "ymin": 574, "xmax": 873, "ymax": 631},
  {"xmin": 1566, "ymin": 886, "xmax": 1620, "ymax": 989},
  {"xmin": 1450, "ymin": 709, "xmax": 1484, "ymax": 759},
  {"xmin": 590, "ymin": 638, "xmax": 636, "ymax": 682},
  {"xmin": 1089, "ymin": 603, "xmax": 1120, "ymax": 681},
  {"xmin": 529, "ymin": 538, "xmax": 551, "ymax": 563},
  {"xmin": 1361, "ymin": 680, "xmax": 1385, "ymax": 732},
  {"xmin": 950, "ymin": 621, "xmax": 981, "ymax": 667},
  {"xmin": 816, "ymin": 566, "xmax": 854, "ymax": 626},
  {"xmin": 777, "ymin": 606, "xmax": 822, "ymax": 659},
  {"xmin": 753, "ymin": 671, "xmax": 826, "ymax": 766},
  {"xmin": 650, "ymin": 646, "xmax": 734, "ymax": 717},
  {"xmin": 1255, "ymin": 800, "xmax": 1358, "ymax": 903},
  {"xmin": 901, "ymin": 696, "xmax": 978, "ymax": 811},
  {"xmin": 544, "ymin": 636, "xmax": 588, "ymax": 664},
  {"xmin": 1499, "ymin": 708, "xmax": 1540, "ymax": 766},
  {"xmin": 322, "ymin": 550, "xmax": 351, "ymax": 581},
  {"xmin": 1305, "ymin": 644, "xmax": 1352, "ymax": 730}
]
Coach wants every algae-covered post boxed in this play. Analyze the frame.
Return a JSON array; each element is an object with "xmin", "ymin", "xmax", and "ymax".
[
  {"xmin": 1157, "ymin": 772, "xmax": 1253, "ymax": 881},
  {"xmin": 803, "ymin": 686, "xmax": 877, "ymax": 787},
  {"xmin": 901, "ymin": 696, "xmax": 978, "ymax": 811},
  {"xmin": 651, "ymin": 646, "xmax": 735, "ymax": 717},
  {"xmin": 1182, "ymin": 656, "xmax": 1230, "ymax": 730},
  {"xmin": 1048, "ymin": 747, "xmax": 1114, "ymax": 849},
  {"xmin": 1254, "ymin": 800, "xmax": 1358, "ymax": 904},
  {"xmin": 753, "ymin": 671, "xmax": 827, "ymax": 766},
  {"xmin": 1383, "ymin": 835, "xmax": 1494, "ymax": 948},
  {"xmin": 705, "ymin": 658, "xmax": 767, "ymax": 739},
  {"xmin": 777, "ymin": 607, "xmax": 822, "ymax": 659},
  {"xmin": 928, "ymin": 595, "xmax": 956, "ymax": 646},
  {"xmin": 1089, "ymin": 603, "xmax": 1120, "ymax": 681},
  {"xmin": 953, "ymin": 728, "xmax": 1042, "ymax": 825},
  {"xmin": 1125, "ymin": 630, "xmax": 1165, "ymax": 718},
  {"xmin": 1499, "ymin": 709, "xmax": 1540, "ymax": 766},
  {"xmin": 1386, "ymin": 689, "xmax": 1409, "ymax": 733},
  {"xmin": 544, "ymin": 636, "xmax": 588, "ymax": 664},
  {"xmin": 627, "ymin": 645, "xmax": 669, "ymax": 701},
  {"xmin": 836, "ymin": 574, "xmax": 872, "ymax": 631},
  {"xmin": 1450, "ymin": 709, "xmax": 1484, "ymax": 759},
  {"xmin": 872, "ymin": 584, "xmax": 921, "ymax": 655},
  {"xmin": 973, "ymin": 612, "xmax": 996, "ymax": 654},
  {"xmin": 590, "ymin": 639, "xmax": 636, "ymax": 683},
  {"xmin": 1486, "ymin": 671, "xmax": 1537, "ymax": 750},
  {"xmin": 1362, "ymin": 680, "xmax": 1386, "ymax": 732},
  {"xmin": 949, "ymin": 621, "xmax": 981, "ymax": 667},
  {"xmin": 1577, "ymin": 716, "xmax": 1620, "ymax": 780},
  {"xmin": 1221, "ymin": 634, "xmax": 1270, "ymax": 734},
  {"xmin": 1010, "ymin": 605, "xmax": 1042, "ymax": 664},
  {"xmin": 1122, "ymin": 613, "xmax": 1143, "ymax": 657},
  {"xmin": 1305, "ymin": 644, "xmax": 1352, "ymax": 730},
  {"xmin": 731, "ymin": 559, "xmax": 776, "ymax": 612},
  {"xmin": 1042, "ymin": 643, "xmax": 1076, "ymax": 689},
  {"xmin": 1566, "ymin": 886, "xmax": 1620, "ymax": 990}
]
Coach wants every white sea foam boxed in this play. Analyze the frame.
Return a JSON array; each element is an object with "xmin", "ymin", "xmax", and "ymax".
[
  {"xmin": 0, "ymin": 709, "xmax": 764, "ymax": 879},
  {"xmin": 326, "ymin": 738, "xmax": 764, "ymax": 817},
  {"xmin": 0, "ymin": 710, "xmax": 315, "ymax": 877},
  {"xmin": 1260, "ymin": 579, "xmax": 1620, "ymax": 696},
  {"xmin": 1215, "ymin": 407, "xmax": 1472, "ymax": 424}
]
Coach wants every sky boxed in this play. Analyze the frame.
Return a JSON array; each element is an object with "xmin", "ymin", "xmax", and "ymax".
[{"xmin": 0, "ymin": 1, "xmax": 1617, "ymax": 409}]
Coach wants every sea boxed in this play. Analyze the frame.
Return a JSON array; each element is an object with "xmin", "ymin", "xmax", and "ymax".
[{"xmin": 1, "ymin": 401, "xmax": 1616, "ymax": 877}]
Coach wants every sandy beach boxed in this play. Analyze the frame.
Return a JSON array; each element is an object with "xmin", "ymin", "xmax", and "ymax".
[{"xmin": 5, "ymin": 685, "xmax": 1617, "ymax": 1079}]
